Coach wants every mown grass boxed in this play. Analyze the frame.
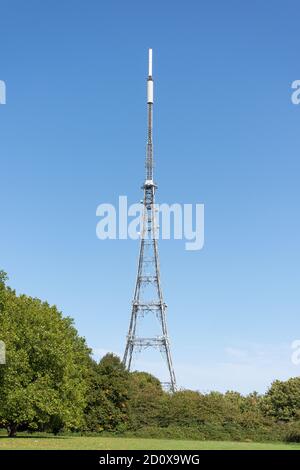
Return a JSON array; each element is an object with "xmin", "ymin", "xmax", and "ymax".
[{"xmin": 0, "ymin": 435, "xmax": 300, "ymax": 450}]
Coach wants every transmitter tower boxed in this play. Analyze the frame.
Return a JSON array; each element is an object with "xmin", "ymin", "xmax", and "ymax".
[{"xmin": 123, "ymin": 49, "xmax": 176, "ymax": 391}]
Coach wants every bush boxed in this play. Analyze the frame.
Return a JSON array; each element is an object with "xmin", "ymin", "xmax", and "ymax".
[
  {"xmin": 285, "ymin": 432, "xmax": 300, "ymax": 443},
  {"xmin": 284, "ymin": 423, "xmax": 300, "ymax": 443},
  {"xmin": 123, "ymin": 422, "xmax": 286, "ymax": 443}
]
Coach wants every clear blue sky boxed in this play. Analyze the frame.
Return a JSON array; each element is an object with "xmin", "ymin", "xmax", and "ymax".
[{"xmin": 1, "ymin": 0, "xmax": 299, "ymax": 393}]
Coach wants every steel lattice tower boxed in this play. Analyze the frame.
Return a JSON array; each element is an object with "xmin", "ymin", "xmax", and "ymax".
[{"xmin": 123, "ymin": 49, "xmax": 176, "ymax": 391}]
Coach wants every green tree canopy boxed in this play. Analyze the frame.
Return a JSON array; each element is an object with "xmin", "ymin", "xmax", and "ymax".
[
  {"xmin": 129, "ymin": 371, "xmax": 164, "ymax": 429},
  {"xmin": 262, "ymin": 378, "xmax": 300, "ymax": 422},
  {"xmin": 0, "ymin": 270, "xmax": 8, "ymax": 285},
  {"xmin": 0, "ymin": 281, "xmax": 92, "ymax": 436},
  {"xmin": 85, "ymin": 354, "xmax": 131, "ymax": 432}
]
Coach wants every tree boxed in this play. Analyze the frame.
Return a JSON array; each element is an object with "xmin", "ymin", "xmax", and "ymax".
[
  {"xmin": 0, "ymin": 270, "xmax": 8, "ymax": 285},
  {"xmin": 262, "ymin": 378, "xmax": 300, "ymax": 422},
  {"xmin": 163, "ymin": 390, "xmax": 204, "ymax": 427},
  {"xmin": 0, "ymin": 280, "xmax": 92, "ymax": 436},
  {"xmin": 129, "ymin": 372, "xmax": 164, "ymax": 429},
  {"xmin": 85, "ymin": 354, "xmax": 131, "ymax": 432}
]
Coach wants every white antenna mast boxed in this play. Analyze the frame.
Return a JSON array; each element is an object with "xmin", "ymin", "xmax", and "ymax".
[{"xmin": 147, "ymin": 48, "xmax": 153, "ymax": 104}]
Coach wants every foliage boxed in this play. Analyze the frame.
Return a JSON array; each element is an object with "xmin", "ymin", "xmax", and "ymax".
[
  {"xmin": 0, "ymin": 270, "xmax": 8, "ymax": 285},
  {"xmin": 284, "ymin": 421, "xmax": 300, "ymax": 442},
  {"xmin": 261, "ymin": 377, "xmax": 300, "ymax": 422},
  {"xmin": 84, "ymin": 354, "xmax": 131, "ymax": 432},
  {"xmin": 1, "ymin": 269, "xmax": 300, "ymax": 443},
  {"xmin": 0, "ymin": 278, "xmax": 92, "ymax": 436},
  {"xmin": 128, "ymin": 371, "xmax": 164, "ymax": 429}
]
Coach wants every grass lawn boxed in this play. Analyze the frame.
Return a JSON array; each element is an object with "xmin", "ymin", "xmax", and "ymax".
[{"xmin": 0, "ymin": 435, "xmax": 300, "ymax": 450}]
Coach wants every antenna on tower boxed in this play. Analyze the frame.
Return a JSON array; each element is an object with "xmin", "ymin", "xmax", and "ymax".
[
  {"xmin": 148, "ymin": 48, "xmax": 153, "ymax": 77},
  {"xmin": 147, "ymin": 49, "xmax": 154, "ymax": 105},
  {"xmin": 146, "ymin": 48, "xmax": 154, "ymax": 182}
]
